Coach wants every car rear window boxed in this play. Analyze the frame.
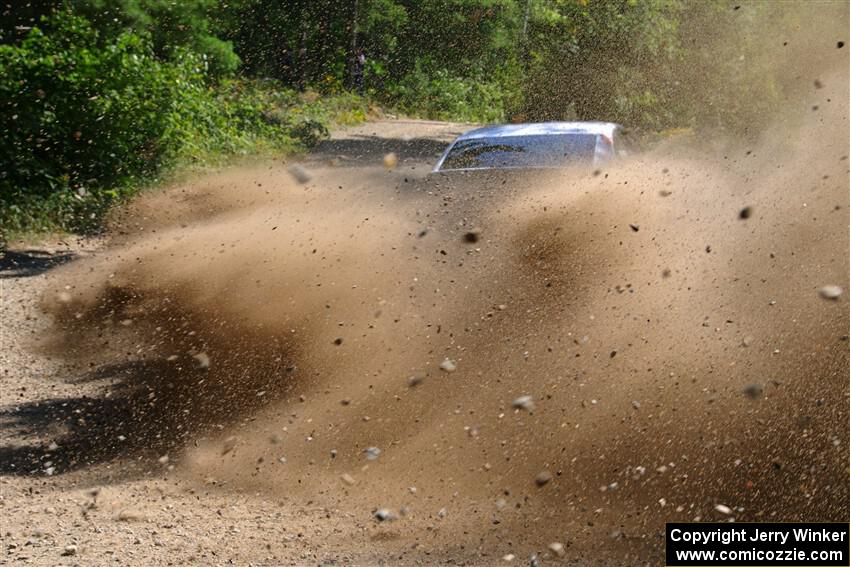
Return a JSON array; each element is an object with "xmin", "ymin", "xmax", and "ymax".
[{"xmin": 439, "ymin": 133, "xmax": 599, "ymax": 170}]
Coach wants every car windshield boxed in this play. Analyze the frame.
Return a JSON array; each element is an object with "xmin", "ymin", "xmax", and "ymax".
[{"xmin": 440, "ymin": 133, "xmax": 599, "ymax": 170}]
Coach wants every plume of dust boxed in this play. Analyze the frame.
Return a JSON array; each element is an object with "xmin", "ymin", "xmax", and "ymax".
[{"xmin": 38, "ymin": 13, "xmax": 847, "ymax": 564}]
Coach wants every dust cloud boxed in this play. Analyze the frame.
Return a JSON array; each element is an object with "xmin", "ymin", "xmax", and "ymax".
[{"xmin": 39, "ymin": 17, "xmax": 847, "ymax": 565}]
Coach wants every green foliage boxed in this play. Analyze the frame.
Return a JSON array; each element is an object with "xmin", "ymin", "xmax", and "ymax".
[
  {"xmin": 164, "ymin": 80, "xmax": 365, "ymax": 163},
  {"xmin": 212, "ymin": 0, "xmax": 803, "ymax": 135},
  {"xmin": 386, "ymin": 64, "xmax": 509, "ymax": 123},
  {"xmin": 663, "ymin": 1, "xmax": 791, "ymax": 136},
  {"xmin": 520, "ymin": 0, "xmax": 684, "ymax": 128},
  {"xmin": 77, "ymin": 0, "xmax": 241, "ymax": 76},
  {"xmin": 517, "ymin": 0, "xmax": 826, "ymax": 136},
  {"xmin": 0, "ymin": 12, "xmax": 367, "ymax": 238},
  {"xmin": 2, "ymin": 0, "xmax": 241, "ymax": 76},
  {"xmin": 1, "ymin": 13, "xmax": 191, "ymax": 233},
  {"xmin": 213, "ymin": 0, "xmax": 524, "ymax": 96}
]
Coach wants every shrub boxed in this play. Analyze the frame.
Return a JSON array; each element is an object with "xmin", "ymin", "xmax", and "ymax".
[
  {"xmin": 385, "ymin": 64, "xmax": 508, "ymax": 123},
  {"xmin": 0, "ymin": 13, "xmax": 202, "ymax": 233},
  {"xmin": 0, "ymin": 13, "xmax": 369, "ymax": 239}
]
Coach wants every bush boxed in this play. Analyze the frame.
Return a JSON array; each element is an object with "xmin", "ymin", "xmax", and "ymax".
[
  {"xmin": 0, "ymin": 13, "xmax": 203, "ymax": 233},
  {"xmin": 385, "ymin": 64, "xmax": 508, "ymax": 123},
  {"xmin": 164, "ymin": 81, "xmax": 367, "ymax": 164},
  {"xmin": 0, "ymin": 13, "xmax": 369, "ymax": 239},
  {"xmin": 71, "ymin": 0, "xmax": 242, "ymax": 77}
]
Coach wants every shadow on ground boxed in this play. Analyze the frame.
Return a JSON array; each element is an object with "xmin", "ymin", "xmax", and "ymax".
[
  {"xmin": 0, "ymin": 354, "xmax": 296, "ymax": 477},
  {"xmin": 310, "ymin": 135, "xmax": 454, "ymax": 165},
  {"xmin": 0, "ymin": 131, "xmax": 458, "ymax": 479},
  {"xmin": 0, "ymin": 250, "xmax": 77, "ymax": 278}
]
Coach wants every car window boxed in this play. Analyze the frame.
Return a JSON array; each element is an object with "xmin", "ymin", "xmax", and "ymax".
[{"xmin": 440, "ymin": 133, "xmax": 599, "ymax": 170}]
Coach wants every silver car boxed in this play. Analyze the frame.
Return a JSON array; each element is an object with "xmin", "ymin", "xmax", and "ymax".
[{"xmin": 433, "ymin": 121, "xmax": 627, "ymax": 172}]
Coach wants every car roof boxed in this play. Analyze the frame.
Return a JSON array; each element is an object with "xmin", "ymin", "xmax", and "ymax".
[{"xmin": 455, "ymin": 121, "xmax": 620, "ymax": 141}]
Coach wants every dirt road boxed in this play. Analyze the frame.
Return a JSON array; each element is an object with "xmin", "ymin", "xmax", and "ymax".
[{"xmin": 1, "ymin": 113, "xmax": 847, "ymax": 567}]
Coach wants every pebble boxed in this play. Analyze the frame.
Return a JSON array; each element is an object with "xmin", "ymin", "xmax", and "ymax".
[
  {"xmin": 287, "ymin": 165, "xmax": 312, "ymax": 184},
  {"xmin": 62, "ymin": 544, "xmax": 77, "ymax": 556},
  {"xmin": 341, "ymin": 473, "xmax": 356, "ymax": 486},
  {"xmin": 502, "ymin": 554, "xmax": 516, "ymax": 562},
  {"xmin": 548, "ymin": 542, "xmax": 566, "ymax": 557},
  {"xmin": 408, "ymin": 375, "xmax": 424, "ymax": 387},
  {"xmin": 374, "ymin": 508, "xmax": 396, "ymax": 522},
  {"xmin": 439, "ymin": 358, "xmax": 457, "ymax": 373},
  {"xmin": 535, "ymin": 471, "xmax": 552, "ymax": 487},
  {"xmin": 116, "ymin": 509, "xmax": 142, "ymax": 522},
  {"xmin": 818, "ymin": 285, "xmax": 843, "ymax": 300},
  {"xmin": 193, "ymin": 352, "xmax": 211, "ymax": 369},
  {"xmin": 512, "ymin": 395, "xmax": 534, "ymax": 411},
  {"xmin": 742, "ymin": 383, "xmax": 763, "ymax": 399},
  {"xmin": 463, "ymin": 228, "xmax": 482, "ymax": 243},
  {"xmin": 383, "ymin": 153, "xmax": 398, "ymax": 169},
  {"xmin": 221, "ymin": 436, "xmax": 238, "ymax": 455},
  {"xmin": 364, "ymin": 446, "xmax": 381, "ymax": 460},
  {"xmin": 437, "ymin": 507, "xmax": 447, "ymax": 518},
  {"xmin": 715, "ymin": 504, "xmax": 733, "ymax": 515}
]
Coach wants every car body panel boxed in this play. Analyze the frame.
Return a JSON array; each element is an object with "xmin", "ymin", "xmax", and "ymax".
[{"xmin": 433, "ymin": 121, "xmax": 623, "ymax": 172}]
